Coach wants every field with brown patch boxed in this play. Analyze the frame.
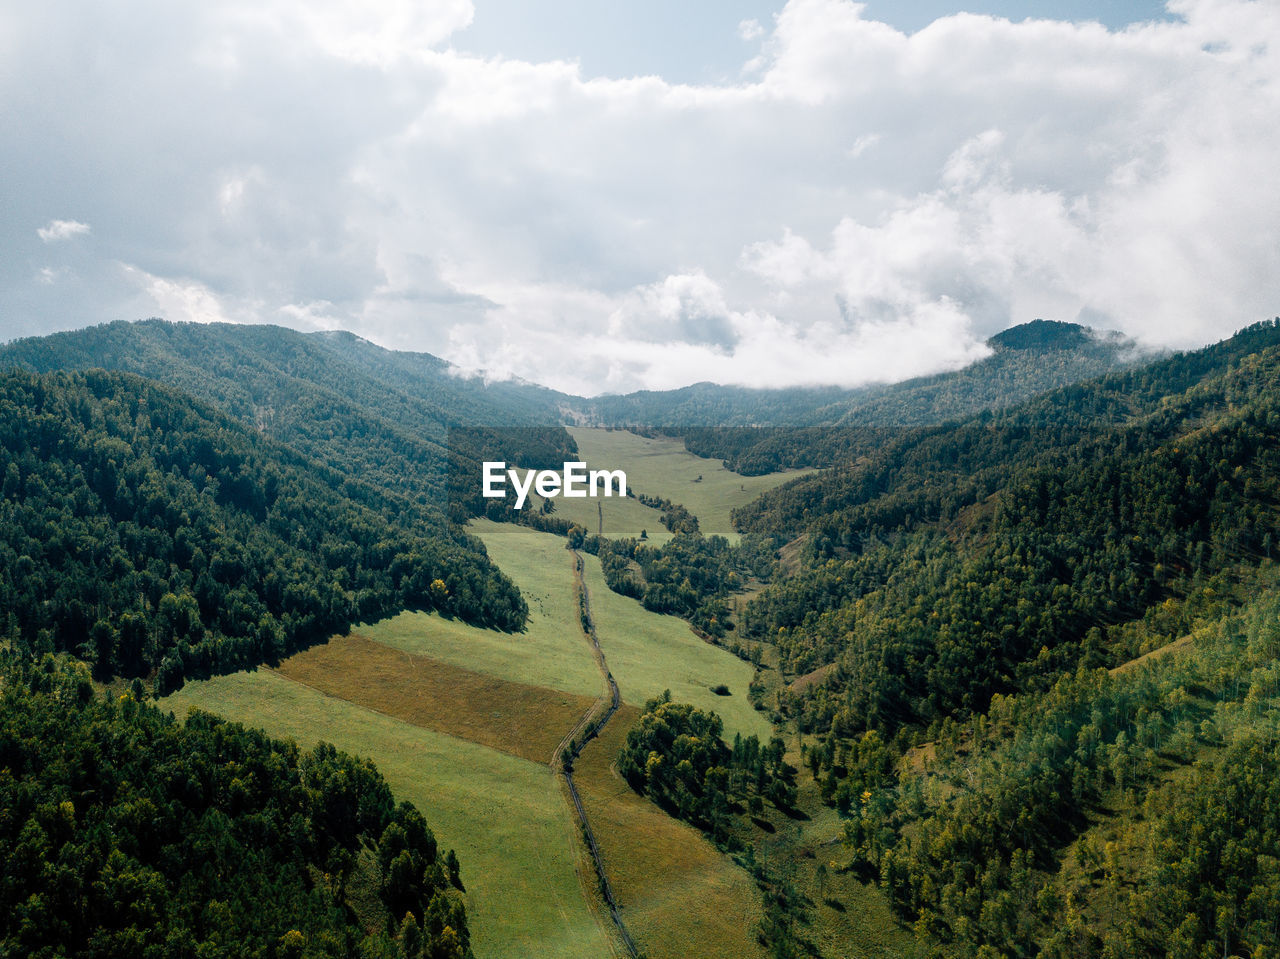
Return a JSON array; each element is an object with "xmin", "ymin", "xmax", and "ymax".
[
  {"xmin": 275, "ymin": 633, "xmax": 597, "ymax": 765},
  {"xmin": 572, "ymin": 706, "xmax": 767, "ymax": 959}
]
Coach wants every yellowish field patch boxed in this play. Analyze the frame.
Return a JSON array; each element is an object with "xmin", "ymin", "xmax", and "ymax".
[
  {"xmin": 574, "ymin": 707, "xmax": 767, "ymax": 959},
  {"xmin": 568, "ymin": 426, "xmax": 814, "ymax": 541},
  {"xmin": 275, "ymin": 633, "xmax": 596, "ymax": 765},
  {"xmin": 162, "ymin": 669, "xmax": 613, "ymax": 959}
]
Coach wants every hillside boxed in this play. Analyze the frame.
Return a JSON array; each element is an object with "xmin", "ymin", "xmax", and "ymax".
[
  {"xmin": 0, "ymin": 368, "xmax": 526, "ymax": 692},
  {"xmin": 718, "ymin": 319, "xmax": 1280, "ymax": 956},
  {"xmin": 0, "ymin": 320, "xmax": 576, "ymax": 520},
  {"xmin": 0, "ymin": 655, "xmax": 469, "ymax": 958},
  {"xmin": 582, "ymin": 319, "xmax": 1141, "ymax": 430}
]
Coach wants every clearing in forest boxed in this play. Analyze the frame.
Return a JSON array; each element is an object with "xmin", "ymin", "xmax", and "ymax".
[
  {"xmin": 579, "ymin": 550, "xmax": 774, "ymax": 742},
  {"xmin": 358, "ymin": 522, "xmax": 602, "ymax": 697},
  {"xmin": 160, "ymin": 518, "xmax": 774, "ymax": 958},
  {"xmin": 567, "ymin": 426, "xmax": 813, "ymax": 542}
]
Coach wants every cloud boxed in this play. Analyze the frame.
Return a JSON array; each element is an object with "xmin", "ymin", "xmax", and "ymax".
[
  {"xmin": 37, "ymin": 219, "xmax": 91, "ymax": 243},
  {"xmin": 3, "ymin": 0, "xmax": 1280, "ymax": 392}
]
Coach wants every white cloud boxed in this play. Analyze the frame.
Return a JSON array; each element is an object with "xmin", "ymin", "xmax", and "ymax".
[
  {"xmin": 121, "ymin": 265, "xmax": 238, "ymax": 326},
  {"xmin": 4, "ymin": 0, "xmax": 1280, "ymax": 393},
  {"xmin": 37, "ymin": 219, "xmax": 91, "ymax": 243}
]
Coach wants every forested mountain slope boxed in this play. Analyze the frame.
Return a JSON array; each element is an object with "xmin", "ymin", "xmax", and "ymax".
[
  {"xmin": 738, "ymin": 319, "xmax": 1280, "ymax": 731},
  {"xmin": 0, "ymin": 655, "xmax": 470, "ymax": 959},
  {"xmin": 719, "ymin": 319, "xmax": 1280, "ymax": 957},
  {"xmin": 0, "ymin": 369, "xmax": 526, "ymax": 692},
  {"xmin": 0, "ymin": 320, "xmax": 575, "ymax": 519}
]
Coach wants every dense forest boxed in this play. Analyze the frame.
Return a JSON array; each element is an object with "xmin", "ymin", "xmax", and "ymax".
[
  {"xmin": 0, "ymin": 654, "xmax": 469, "ymax": 958},
  {"xmin": 0, "ymin": 320, "xmax": 577, "ymax": 524},
  {"xmin": 709, "ymin": 319, "xmax": 1280, "ymax": 956},
  {"xmin": 0, "ymin": 369, "xmax": 527, "ymax": 692},
  {"xmin": 737, "ymin": 320, "xmax": 1280, "ymax": 736}
]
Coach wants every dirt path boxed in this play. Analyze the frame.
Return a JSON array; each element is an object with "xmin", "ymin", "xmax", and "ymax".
[{"xmin": 551, "ymin": 549, "xmax": 639, "ymax": 959}]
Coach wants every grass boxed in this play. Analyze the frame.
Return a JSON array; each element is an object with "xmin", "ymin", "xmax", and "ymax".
[
  {"xmin": 162, "ymin": 669, "xmax": 614, "ymax": 959},
  {"xmin": 568, "ymin": 427, "xmax": 814, "ymax": 542},
  {"xmin": 573, "ymin": 706, "xmax": 768, "ymax": 959},
  {"xmin": 531, "ymin": 488, "xmax": 673, "ymax": 546},
  {"xmin": 365, "ymin": 520, "xmax": 773, "ymax": 743},
  {"xmin": 580, "ymin": 550, "xmax": 775, "ymax": 743},
  {"xmin": 275, "ymin": 633, "xmax": 597, "ymax": 765},
  {"xmin": 158, "ymin": 518, "xmax": 783, "ymax": 956},
  {"xmin": 357, "ymin": 521, "xmax": 604, "ymax": 698}
]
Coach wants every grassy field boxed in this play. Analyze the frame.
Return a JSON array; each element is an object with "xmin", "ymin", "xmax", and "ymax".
[
  {"xmin": 163, "ymin": 669, "xmax": 613, "ymax": 959},
  {"xmin": 357, "ymin": 521, "xmax": 602, "ymax": 697},
  {"xmin": 574, "ymin": 707, "xmax": 767, "ymax": 959},
  {"xmin": 580, "ymin": 551, "xmax": 775, "ymax": 743},
  {"xmin": 568, "ymin": 427, "xmax": 813, "ymax": 541},
  {"xmin": 275, "ymin": 633, "xmax": 597, "ymax": 764},
  {"xmin": 531, "ymin": 486, "xmax": 673, "ymax": 546},
  {"xmin": 158, "ymin": 517, "xmax": 780, "ymax": 956}
]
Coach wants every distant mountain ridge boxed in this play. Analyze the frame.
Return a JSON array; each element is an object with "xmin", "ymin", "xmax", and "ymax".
[
  {"xmin": 579, "ymin": 319, "xmax": 1146, "ymax": 429},
  {"xmin": 0, "ymin": 319, "xmax": 577, "ymax": 518},
  {"xmin": 0, "ymin": 318, "xmax": 1153, "ymax": 487}
]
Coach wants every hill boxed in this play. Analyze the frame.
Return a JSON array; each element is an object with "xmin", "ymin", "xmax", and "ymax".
[
  {"xmin": 0, "ymin": 654, "xmax": 470, "ymax": 958},
  {"xmin": 0, "ymin": 319, "xmax": 576, "ymax": 520},
  {"xmin": 580, "ymin": 319, "xmax": 1142, "ymax": 431},
  {"xmin": 717, "ymin": 318, "xmax": 1280, "ymax": 956},
  {"xmin": 0, "ymin": 368, "xmax": 526, "ymax": 692}
]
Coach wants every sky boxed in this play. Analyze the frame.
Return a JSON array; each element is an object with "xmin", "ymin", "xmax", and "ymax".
[{"xmin": 3, "ymin": 0, "xmax": 1278, "ymax": 395}]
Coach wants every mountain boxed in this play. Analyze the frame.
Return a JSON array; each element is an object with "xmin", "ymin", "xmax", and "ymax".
[
  {"xmin": 580, "ymin": 319, "xmax": 1144, "ymax": 430},
  {"xmin": 0, "ymin": 319, "xmax": 577, "ymax": 520},
  {"xmin": 722, "ymin": 318, "xmax": 1280, "ymax": 955},
  {"xmin": 0, "ymin": 368, "xmax": 526, "ymax": 691}
]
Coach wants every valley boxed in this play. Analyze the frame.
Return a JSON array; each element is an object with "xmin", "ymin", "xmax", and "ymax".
[
  {"xmin": 164, "ymin": 476, "xmax": 791, "ymax": 959},
  {"xmin": 5, "ymin": 317, "xmax": 1280, "ymax": 958}
]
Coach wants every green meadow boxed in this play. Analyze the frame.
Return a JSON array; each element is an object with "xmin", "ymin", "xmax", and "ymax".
[
  {"xmin": 567, "ymin": 426, "xmax": 814, "ymax": 541},
  {"xmin": 357, "ymin": 521, "xmax": 602, "ymax": 697},
  {"xmin": 531, "ymin": 485, "xmax": 674, "ymax": 545},
  {"xmin": 579, "ymin": 551, "xmax": 774, "ymax": 742},
  {"xmin": 163, "ymin": 669, "xmax": 612, "ymax": 959},
  {"xmin": 159, "ymin": 500, "xmax": 788, "ymax": 957}
]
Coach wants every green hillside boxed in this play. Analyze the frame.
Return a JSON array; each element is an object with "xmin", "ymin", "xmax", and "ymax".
[
  {"xmin": 0, "ymin": 368, "xmax": 526, "ymax": 692},
  {"xmin": 713, "ymin": 319, "xmax": 1280, "ymax": 956},
  {"xmin": 0, "ymin": 655, "xmax": 469, "ymax": 958},
  {"xmin": 0, "ymin": 319, "xmax": 576, "ymax": 519}
]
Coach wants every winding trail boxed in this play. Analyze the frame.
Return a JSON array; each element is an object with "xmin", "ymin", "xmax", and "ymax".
[{"xmin": 551, "ymin": 549, "xmax": 639, "ymax": 959}]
